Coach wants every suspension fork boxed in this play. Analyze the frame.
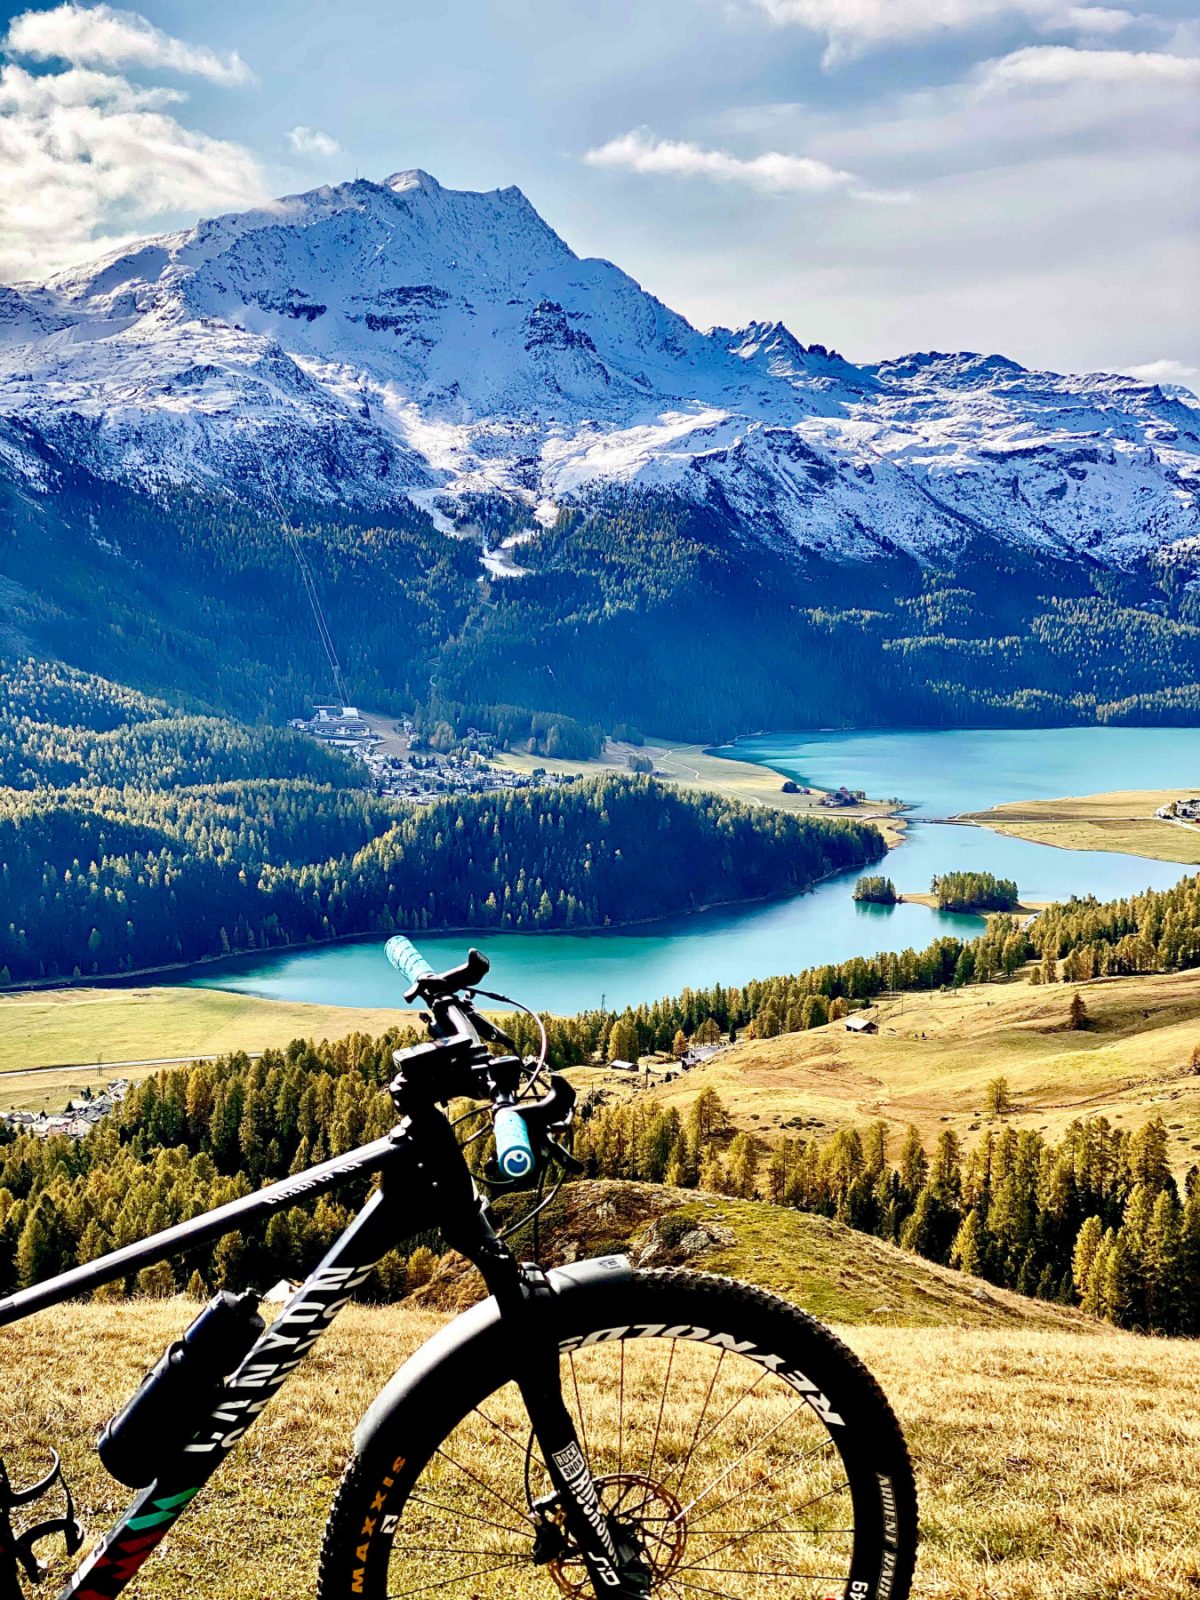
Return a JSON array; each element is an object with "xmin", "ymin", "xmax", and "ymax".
[
  {"xmin": 472, "ymin": 1250, "xmax": 649, "ymax": 1598},
  {"xmin": 404, "ymin": 1108, "xmax": 650, "ymax": 1598}
]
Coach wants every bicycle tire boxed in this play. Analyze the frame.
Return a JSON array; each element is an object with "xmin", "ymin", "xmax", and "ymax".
[{"xmin": 319, "ymin": 1268, "xmax": 917, "ymax": 1600}]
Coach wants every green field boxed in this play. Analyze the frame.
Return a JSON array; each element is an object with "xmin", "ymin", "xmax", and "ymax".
[
  {"xmin": 651, "ymin": 966, "xmax": 1200, "ymax": 1175},
  {"xmin": 0, "ymin": 986, "xmax": 413, "ymax": 1107}
]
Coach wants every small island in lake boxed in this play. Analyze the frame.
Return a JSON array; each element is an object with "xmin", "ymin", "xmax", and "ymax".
[
  {"xmin": 930, "ymin": 870, "xmax": 1020, "ymax": 912},
  {"xmin": 853, "ymin": 874, "xmax": 898, "ymax": 905}
]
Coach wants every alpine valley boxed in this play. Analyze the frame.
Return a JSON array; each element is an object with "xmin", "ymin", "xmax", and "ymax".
[{"xmin": 2, "ymin": 168, "xmax": 1199, "ymax": 734}]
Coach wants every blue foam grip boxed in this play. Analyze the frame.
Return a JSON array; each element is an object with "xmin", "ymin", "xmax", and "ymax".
[
  {"xmin": 494, "ymin": 1107, "xmax": 535, "ymax": 1180},
  {"xmin": 385, "ymin": 936, "xmax": 435, "ymax": 985}
]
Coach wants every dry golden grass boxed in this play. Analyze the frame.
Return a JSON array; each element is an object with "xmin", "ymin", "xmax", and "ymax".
[
  {"xmin": 967, "ymin": 789, "xmax": 1200, "ymax": 865},
  {"xmin": 0, "ymin": 986, "xmax": 413, "ymax": 1091},
  {"xmin": 649, "ymin": 969, "xmax": 1200, "ymax": 1173},
  {"xmin": 3, "ymin": 1298, "xmax": 1198, "ymax": 1599}
]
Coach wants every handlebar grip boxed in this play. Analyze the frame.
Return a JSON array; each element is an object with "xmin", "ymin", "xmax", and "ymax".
[
  {"xmin": 385, "ymin": 935, "xmax": 435, "ymax": 986},
  {"xmin": 494, "ymin": 1107, "xmax": 535, "ymax": 1180}
]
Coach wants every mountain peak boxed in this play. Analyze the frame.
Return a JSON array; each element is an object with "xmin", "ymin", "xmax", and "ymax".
[
  {"xmin": 0, "ymin": 171, "xmax": 1195, "ymax": 570},
  {"xmin": 383, "ymin": 168, "xmax": 443, "ymax": 195}
]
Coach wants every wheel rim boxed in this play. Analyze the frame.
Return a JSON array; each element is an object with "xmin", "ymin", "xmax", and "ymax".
[{"xmin": 381, "ymin": 1331, "xmax": 860, "ymax": 1598}]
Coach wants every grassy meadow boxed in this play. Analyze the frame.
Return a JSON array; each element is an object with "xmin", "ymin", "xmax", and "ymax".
[
  {"xmin": 646, "ymin": 968, "xmax": 1200, "ymax": 1175},
  {"xmin": 0, "ymin": 986, "xmax": 412, "ymax": 1104},
  {"xmin": 3, "ymin": 1283, "xmax": 1197, "ymax": 1600},
  {"xmin": 495, "ymin": 735, "xmax": 906, "ymax": 841},
  {"xmin": 968, "ymin": 788, "xmax": 1200, "ymax": 864}
]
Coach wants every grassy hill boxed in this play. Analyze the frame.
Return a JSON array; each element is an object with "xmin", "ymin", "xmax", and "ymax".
[
  {"xmin": 3, "ymin": 1205, "xmax": 1197, "ymax": 1599},
  {"xmin": 646, "ymin": 968, "xmax": 1200, "ymax": 1174},
  {"xmin": 967, "ymin": 787, "xmax": 1200, "ymax": 864},
  {"xmin": 0, "ymin": 986, "xmax": 414, "ymax": 1101},
  {"xmin": 418, "ymin": 1179, "xmax": 1094, "ymax": 1331}
]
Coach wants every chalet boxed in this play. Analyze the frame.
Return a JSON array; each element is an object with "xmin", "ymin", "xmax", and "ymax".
[
  {"xmin": 844, "ymin": 1013, "xmax": 878, "ymax": 1035},
  {"xmin": 609, "ymin": 1059, "xmax": 639, "ymax": 1074},
  {"xmin": 681, "ymin": 1043, "xmax": 726, "ymax": 1068}
]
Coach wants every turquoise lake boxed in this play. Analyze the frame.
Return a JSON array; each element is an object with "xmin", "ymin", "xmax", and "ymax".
[{"xmin": 185, "ymin": 727, "xmax": 1200, "ymax": 1015}]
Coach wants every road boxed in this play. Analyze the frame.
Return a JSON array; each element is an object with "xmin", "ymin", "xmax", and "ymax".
[{"xmin": 0, "ymin": 1051, "xmax": 265, "ymax": 1080}]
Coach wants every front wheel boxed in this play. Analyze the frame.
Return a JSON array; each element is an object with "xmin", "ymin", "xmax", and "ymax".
[{"xmin": 319, "ymin": 1269, "xmax": 917, "ymax": 1600}]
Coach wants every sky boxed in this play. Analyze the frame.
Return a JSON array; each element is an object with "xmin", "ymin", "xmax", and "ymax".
[{"xmin": 0, "ymin": 0, "xmax": 1196, "ymax": 382}]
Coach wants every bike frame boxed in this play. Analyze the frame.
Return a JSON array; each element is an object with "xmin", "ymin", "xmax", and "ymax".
[{"xmin": 0, "ymin": 1096, "xmax": 633, "ymax": 1600}]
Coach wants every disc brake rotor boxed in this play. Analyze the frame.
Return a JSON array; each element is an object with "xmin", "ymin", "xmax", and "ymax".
[{"xmin": 546, "ymin": 1472, "xmax": 687, "ymax": 1596}]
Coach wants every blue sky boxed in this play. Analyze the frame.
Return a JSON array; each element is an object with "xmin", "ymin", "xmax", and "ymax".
[{"xmin": 0, "ymin": 0, "xmax": 1196, "ymax": 381}]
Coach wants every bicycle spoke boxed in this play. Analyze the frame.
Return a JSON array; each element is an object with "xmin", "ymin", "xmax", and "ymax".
[
  {"xmin": 387, "ymin": 1556, "xmax": 525, "ymax": 1597},
  {"xmin": 471, "ymin": 1404, "xmax": 536, "ymax": 1463},
  {"xmin": 432, "ymin": 1446, "xmax": 535, "ymax": 1526},
  {"xmin": 692, "ymin": 1440, "xmax": 843, "ymax": 1534},
  {"xmin": 644, "ymin": 1340, "xmax": 676, "ymax": 1486},
  {"xmin": 672, "ymin": 1347, "xmax": 725, "ymax": 1498},
  {"xmin": 391, "ymin": 1546, "xmax": 523, "ymax": 1557},
  {"xmin": 690, "ymin": 1525, "xmax": 856, "ymax": 1539},
  {"xmin": 688, "ymin": 1567, "xmax": 850, "ymax": 1579},
  {"xmin": 672, "ymin": 1397, "xmax": 811, "ymax": 1525},
  {"xmin": 568, "ymin": 1350, "xmax": 592, "ymax": 1468},
  {"xmin": 617, "ymin": 1339, "xmax": 625, "ymax": 1478},
  {"xmin": 670, "ymin": 1576, "xmax": 746, "ymax": 1599},
  {"xmin": 682, "ymin": 1366, "xmax": 773, "ymax": 1467},
  {"xmin": 406, "ymin": 1494, "xmax": 527, "ymax": 1538}
]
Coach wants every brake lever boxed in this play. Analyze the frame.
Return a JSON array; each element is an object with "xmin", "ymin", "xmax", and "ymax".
[{"xmin": 542, "ymin": 1135, "xmax": 584, "ymax": 1174}]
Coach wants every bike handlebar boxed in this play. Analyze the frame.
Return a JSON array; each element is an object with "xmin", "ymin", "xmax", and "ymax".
[
  {"xmin": 385, "ymin": 935, "xmax": 435, "ymax": 987},
  {"xmin": 384, "ymin": 936, "xmax": 575, "ymax": 1180}
]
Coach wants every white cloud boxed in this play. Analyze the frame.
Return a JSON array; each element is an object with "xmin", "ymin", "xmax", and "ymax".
[
  {"xmin": 584, "ymin": 128, "xmax": 908, "ymax": 202},
  {"xmin": 0, "ymin": 62, "xmax": 266, "ymax": 280},
  {"xmin": 5, "ymin": 4, "xmax": 252, "ymax": 87},
  {"xmin": 1122, "ymin": 358, "xmax": 1199, "ymax": 389},
  {"xmin": 287, "ymin": 125, "xmax": 341, "ymax": 158},
  {"xmin": 747, "ymin": 0, "xmax": 1141, "ymax": 63},
  {"xmin": 974, "ymin": 43, "xmax": 1200, "ymax": 90}
]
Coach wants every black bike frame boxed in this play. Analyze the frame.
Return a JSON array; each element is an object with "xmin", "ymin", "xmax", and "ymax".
[{"xmin": 0, "ymin": 1100, "xmax": 632, "ymax": 1600}]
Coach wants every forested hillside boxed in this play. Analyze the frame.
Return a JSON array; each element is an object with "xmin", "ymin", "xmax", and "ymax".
[
  {"xmin": 0, "ymin": 663, "xmax": 880, "ymax": 981},
  {"xmin": 6, "ymin": 471, "xmax": 1200, "ymax": 741},
  {"xmin": 3, "ymin": 1020, "xmax": 1197, "ymax": 1336},
  {"xmin": 432, "ymin": 496, "xmax": 1200, "ymax": 739},
  {"xmin": 1, "ymin": 473, "xmax": 477, "ymax": 721},
  {"xmin": 576, "ymin": 1094, "xmax": 1200, "ymax": 1336}
]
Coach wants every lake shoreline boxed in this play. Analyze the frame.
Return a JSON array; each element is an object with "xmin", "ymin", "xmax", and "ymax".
[
  {"xmin": 0, "ymin": 852, "xmax": 887, "ymax": 1001},
  {"xmin": 12, "ymin": 729, "xmax": 1197, "ymax": 1018}
]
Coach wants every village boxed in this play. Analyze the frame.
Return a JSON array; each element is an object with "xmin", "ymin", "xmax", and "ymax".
[
  {"xmin": 1, "ymin": 1078, "xmax": 131, "ymax": 1141},
  {"xmin": 1156, "ymin": 796, "xmax": 1200, "ymax": 822},
  {"xmin": 289, "ymin": 704, "xmax": 580, "ymax": 803}
]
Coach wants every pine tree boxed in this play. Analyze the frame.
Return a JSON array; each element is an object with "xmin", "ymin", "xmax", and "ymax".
[
  {"xmin": 725, "ymin": 1133, "xmax": 758, "ymax": 1199},
  {"xmin": 985, "ymin": 1076, "xmax": 1012, "ymax": 1120},
  {"xmin": 136, "ymin": 1261, "xmax": 175, "ymax": 1298},
  {"xmin": 950, "ymin": 1208, "xmax": 987, "ymax": 1276},
  {"xmin": 1072, "ymin": 1215, "xmax": 1103, "ymax": 1304},
  {"xmin": 609, "ymin": 1015, "xmax": 640, "ymax": 1065}
]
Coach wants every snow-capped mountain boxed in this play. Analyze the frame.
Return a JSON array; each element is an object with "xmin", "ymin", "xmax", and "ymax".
[{"xmin": 1, "ymin": 168, "xmax": 1196, "ymax": 568}]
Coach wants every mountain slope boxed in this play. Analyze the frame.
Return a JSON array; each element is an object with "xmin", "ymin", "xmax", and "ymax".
[{"xmin": 1, "ymin": 169, "xmax": 1196, "ymax": 569}]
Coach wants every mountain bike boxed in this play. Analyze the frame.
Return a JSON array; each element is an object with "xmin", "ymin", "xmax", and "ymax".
[{"xmin": 0, "ymin": 937, "xmax": 918, "ymax": 1600}]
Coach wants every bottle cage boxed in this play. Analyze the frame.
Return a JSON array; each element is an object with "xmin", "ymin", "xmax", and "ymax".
[{"xmin": 0, "ymin": 1452, "xmax": 83, "ymax": 1593}]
